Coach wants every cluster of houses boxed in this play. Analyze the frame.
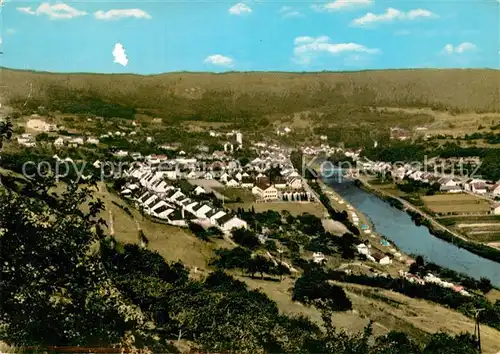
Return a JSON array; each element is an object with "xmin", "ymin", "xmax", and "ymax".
[
  {"xmin": 276, "ymin": 127, "xmax": 292, "ymax": 136},
  {"xmin": 15, "ymin": 133, "xmax": 100, "ymax": 149},
  {"xmin": 301, "ymin": 144, "xmax": 347, "ymax": 157},
  {"xmin": 399, "ymin": 270, "xmax": 471, "ymax": 296},
  {"xmin": 121, "ymin": 166, "xmax": 248, "ymax": 232},
  {"xmin": 390, "ymin": 127, "xmax": 412, "ymax": 141},
  {"xmin": 17, "ymin": 133, "xmax": 36, "ymax": 148},
  {"xmin": 356, "ymin": 243, "xmax": 393, "ymax": 265},
  {"xmin": 100, "ymin": 130, "xmax": 138, "ymax": 139},
  {"xmin": 54, "ymin": 136, "xmax": 100, "ymax": 148},
  {"xmin": 105, "ymin": 139, "xmax": 317, "ymax": 234},
  {"xmin": 361, "ymin": 160, "xmax": 500, "ymax": 199},
  {"xmin": 109, "ymin": 142, "xmax": 313, "ymax": 203}
]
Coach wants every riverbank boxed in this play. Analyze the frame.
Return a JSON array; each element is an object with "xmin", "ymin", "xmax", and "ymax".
[
  {"xmin": 355, "ymin": 177, "xmax": 500, "ymax": 265},
  {"xmin": 314, "ymin": 180, "xmax": 413, "ymax": 276}
]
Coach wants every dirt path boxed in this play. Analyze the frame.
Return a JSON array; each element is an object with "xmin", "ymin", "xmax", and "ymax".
[
  {"xmin": 457, "ymin": 223, "xmax": 500, "ymax": 228},
  {"xmin": 322, "ymin": 218, "xmax": 349, "ymax": 235},
  {"xmin": 108, "ymin": 209, "xmax": 115, "ymax": 236},
  {"xmin": 487, "ymin": 242, "xmax": 500, "ymax": 250}
]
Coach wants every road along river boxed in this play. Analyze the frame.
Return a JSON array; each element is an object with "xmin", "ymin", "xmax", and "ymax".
[{"xmin": 326, "ymin": 177, "xmax": 500, "ymax": 286}]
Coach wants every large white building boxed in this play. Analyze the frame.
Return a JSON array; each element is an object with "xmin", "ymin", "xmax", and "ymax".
[
  {"xmin": 217, "ymin": 214, "xmax": 248, "ymax": 232},
  {"xmin": 236, "ymin": 132, "xmax": 243, "ymax": 146},
  {"xmin": 252, "ymin": 183, "xmax": 279, "ymax": 201}
]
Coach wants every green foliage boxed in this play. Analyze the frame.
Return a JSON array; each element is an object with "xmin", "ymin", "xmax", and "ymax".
[
  {"xmin": 210, "ymin": 247, "xmax": 289, "ymax": 280},
  {"xmin": 293, "ymin": 268, "xmax": 353, "ymax": 311},
  {"xmin": 15, "ymin": 85, "xmax": 137, "ymax": 119},
  {"xmin": 423, "ymin": 333, "xmax": 479, "ymax": 354},
  {"xmin": 0, "ymin": 117, "xmax": 13, "ymax": 149},
  {"xmin": 189, "ymin": 223, "xmax": 223, "ymax": 241},
  {"xmin": 231, "ymin": 228, "xmax": 261, "ymax": 249},
  {"xmin": 102, "ymin": 242, "xmax": 189, "ymax": 285},
  {"xmin": 35, "ymin": 132, "xmax": 51, "ymax": 142},
  {"xmin": 309, "ymin": 181, "xmax": 360, "ymax": 235},
  {"xmin": 210, "ymin": 247, "xmax": 253, "ymax": 270},
  {"xmin": 363, "ymin": 142, "xmax": 429, "ymax": 163},
  {"xmin": 0, "ymin": 182, "xmax": 145, "ymax": 346},
  {"xmin": 0, "ymin": 176, "xmax": 487, "ymax": 352}
]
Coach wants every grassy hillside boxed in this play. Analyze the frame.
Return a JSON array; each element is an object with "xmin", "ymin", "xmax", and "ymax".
[
  {"xmin": 2, "ymin": 68, "xmax": 499, "ymax": 117},
  {"xmin": 1, "ymin": 68, "xmax": 499, "ymax": 147}
]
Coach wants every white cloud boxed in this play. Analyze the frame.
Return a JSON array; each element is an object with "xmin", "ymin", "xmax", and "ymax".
[
  {"xmin": 204, "ymin": 54, "xmax": 234, "ymax": 67},
  {"xmin": 112, "ymin": 43, "xmax": 129, "ymax": 67},
  {"xmin": 443, "ymin": 44, "xmax": 454, "ymax": 54},
  {"xmin": 442, "ymin": 42, "xmax": 477, "ymax": 54},
  {"xmin": 17, "ymin": 2, "xmax": 87, "ymax": 19},
  {"xmin": 283, "ymin": 10, "xmax": 302, "ymax": 18},
  {"xmin": 294, "ymin": 36, "xmax": 329, "ymax": 45},
  {"xmin": 279, "ymin": 5, "xmax": 303, "ymax": 18},
  {"xmin": 312, "ymin": 0, "xmax": 372, "ymax": 12},
  {"xmin": 16, "ymin": 6, "xmax": 36, "ymax": 15},
  {"xmin": 455, "ymin": 42, "xmax": 477, "ymax": 53},
  {"xmin": 229, "ymin": 3, "xmax": 252, "ymax": 15},
  {"xmin": 94, "ymin": 9, "xmax": 151, "ymax": 20},
  {"xmin": 0, "ymin": 37, "xmax": 2, "ymax": 45},
  {"xmin": 293, "ymin": 35, "xmax": 380, "ymax": 65},
  {"xmin": 351, "ymin": 7, "xmax": 437, "ymax": 27}
]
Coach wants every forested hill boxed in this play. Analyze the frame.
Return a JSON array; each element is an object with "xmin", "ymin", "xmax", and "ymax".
[{"xmin": 1, "ymin": 68, "xmax": 499, "ymax": 120}]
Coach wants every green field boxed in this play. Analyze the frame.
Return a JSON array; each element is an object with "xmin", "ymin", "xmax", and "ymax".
[
  {"xmin": 421, "ymin": 194, "xmax": 491, "ymax": 214},
  {"xmin": 438, "ymin": 215, "xmax": 500, "ymax": 223},
  {"xmin": 461, "ymin": 232, "xmax": 500, "ymax": 243},
  {"xmin": 214, "ymin": 187, "xmax": 255, "ymax": 203}
]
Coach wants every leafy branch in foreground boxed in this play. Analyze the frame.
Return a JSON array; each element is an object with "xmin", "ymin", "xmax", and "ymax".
[
  {"xmin": 0, "ymin": 182, "xmax": 146, "ymax": 347},
  {"xmin": 0, "ymin": 117, "xmax": 13, "ymax": 149}
]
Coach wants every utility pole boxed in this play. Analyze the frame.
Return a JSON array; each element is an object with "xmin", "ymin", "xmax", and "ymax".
[{"xmin": 474, "ymin": 308, "xmax": 484, "ymax": 353}]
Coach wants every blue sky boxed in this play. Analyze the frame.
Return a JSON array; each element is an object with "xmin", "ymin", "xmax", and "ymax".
[{"xmin": 0, "ymin": 0, "xmax": 499, "ymax": 73}]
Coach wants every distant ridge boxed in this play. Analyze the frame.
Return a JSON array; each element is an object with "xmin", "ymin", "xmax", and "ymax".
[{"xmin": 1, "ymin": 67, "xmax": 499, "ymax": 114}]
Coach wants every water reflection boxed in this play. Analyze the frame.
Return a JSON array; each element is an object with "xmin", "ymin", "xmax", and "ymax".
[{"xmin": 326, "ymin": 177, "xmax": 500, "ymax": 286}]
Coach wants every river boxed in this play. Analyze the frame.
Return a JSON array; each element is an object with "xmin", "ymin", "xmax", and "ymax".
[{"xmin": 326, "ymin": 177, "xmax": 500, "ymax": 286}]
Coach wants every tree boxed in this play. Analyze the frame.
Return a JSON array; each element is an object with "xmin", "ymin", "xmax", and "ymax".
[
  {"xmin": 409, "ymin": 262, "xmax": 420, "ymax": 275},
  {"xmin": 0, "ymin": 117, "xmax": 13, "ymax": 149},
  {"xmin": 231, "ymin": 228, "xmax": 260, "ymax": 250},
  {"xmin": 247, "ymin": 255, "xmax": 272, "ymax": 279},
  {"xmin": 272, "ymin": 263, "xmax": 291, "ymax": 280},
  {"xmin": 189, "ymin": 222, "xmax": 209, "ymax": 241},
  {"xmin": 0, "ymin": 181, "xmax": 145, "ymax": 346},
  {"xmin": 423, "ymin": 333, "xmax": 479, "ymax": 354},
  {"xmin": 478, "ymin": 277, "xmax": 493, "ymax": 294},
  {"xmin": 36, "ymin": 132, "xmax": 50, "ymax": 142},
  {"xmin": 210, "ymin": 247, "xmax": 252, "ymax": 271},
  {"xmin": 372, "ymin": 331, "xmax": 422, "ymax": 354},
  {"xmin": 264, "ymin": 239, "xmax": 278, "ymax": 252},
  {"xmin": 292, "ymin": 269, "xmax": 352, "ymax": 311},
  {"xmin": 337, "ymin": 233, "xmax": 358, "ymax": 260}
]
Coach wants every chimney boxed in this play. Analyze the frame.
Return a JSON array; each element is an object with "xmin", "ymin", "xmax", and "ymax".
[{"xmin": 181, "ymin": 207, "xmax": 185, "ymax": 219}]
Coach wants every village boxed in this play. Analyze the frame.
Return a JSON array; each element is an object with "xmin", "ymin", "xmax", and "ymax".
[{"xmin": 5, "ymin": 113, "xmax": 498, "ymax": 297}]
